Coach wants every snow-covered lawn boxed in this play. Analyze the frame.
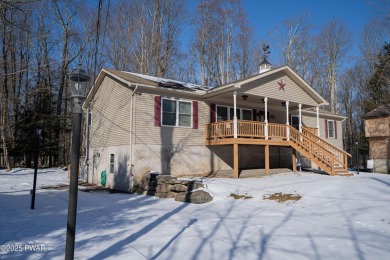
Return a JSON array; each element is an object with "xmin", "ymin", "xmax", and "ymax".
[{"xmin": 1, "ymin": 168, "xmax": 389, "ymax": 259}]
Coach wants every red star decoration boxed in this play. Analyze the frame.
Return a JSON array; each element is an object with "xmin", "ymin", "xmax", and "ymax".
[{"xmin": 278, "ymin": 79, "xmax": 286, "ymax": 91}]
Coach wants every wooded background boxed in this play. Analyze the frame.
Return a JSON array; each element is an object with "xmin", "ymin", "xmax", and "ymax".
[{"xmin": 0, "ymin": 0, "xmax": 389, "ymax": 171}]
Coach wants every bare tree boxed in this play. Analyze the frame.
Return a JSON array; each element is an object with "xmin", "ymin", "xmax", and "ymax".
[
  {"xmin": 192, "ymin": 0, "xmax": 253, "ymax": 86},
  {"xmin": 271, "ymin": 14, "xmax": 311, "ymax": 71},
  {"xmin": 315, "ymin": 20, "xmax": 351, "ymax": 113},
  {"xmin": 360, "ymin": 17, "xmax": 388, "ymax": 73}
]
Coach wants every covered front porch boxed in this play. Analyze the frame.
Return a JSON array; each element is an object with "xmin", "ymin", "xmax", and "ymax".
[{"xmin": 202, "ymin": 66, "xmax": 350, "ymax": 177}]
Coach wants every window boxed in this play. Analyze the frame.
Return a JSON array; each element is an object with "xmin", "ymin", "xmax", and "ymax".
[
  {"xmin": 162, "ymin": 98, "xmax": 192, "ymax": 127},
  {"xmin": 291, "ymin": 115, "xmax": 300, "ymax": 129},
  {"xmin": 216, "ymin": 105, "xmax": 252, "ymax": 121},
  {"xmin": 230, "ymin": 108, "xmax": 241, "ymax": 120},
  {"xmin": 242, "ymin": 109, "xmax": 252, "ymax": 120},
  {"xmin": 328, "ymin": 120, "xmax": 335, "ymax": 138},
  {"xmin": 109, "ymin": 154, "xmax": 114, "ymax": 174},
  {"xmin": 217, "ymin": 106, "xmax": 228, "ymax": 121}
]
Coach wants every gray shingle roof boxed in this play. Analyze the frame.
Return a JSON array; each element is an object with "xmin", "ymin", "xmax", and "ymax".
[{"xmin": 362, "ymin": 104, "xmax": 390, "ymax": 118}]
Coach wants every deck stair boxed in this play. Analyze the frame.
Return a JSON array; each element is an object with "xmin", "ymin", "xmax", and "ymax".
[{"xmin": 287, "ymin": 126, "xmax": 351, "ymax": 176}]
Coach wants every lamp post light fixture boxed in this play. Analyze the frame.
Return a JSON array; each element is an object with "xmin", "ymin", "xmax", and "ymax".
[
  {"xmin": 30, "ymin": 128, "xmax": 42, "ymax": 210},
  {"xmin": 355, "ymin": 141, "xmax": 359, "ymax": 175},
  {"xmin": 65, "ymin": 63, "xmax": 90, "ymax": 260}
]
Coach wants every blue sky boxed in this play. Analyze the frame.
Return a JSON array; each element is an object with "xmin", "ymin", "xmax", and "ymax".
[{"xmin": 183, "ymin": 0, "xmax": 379, "ymax": 63}]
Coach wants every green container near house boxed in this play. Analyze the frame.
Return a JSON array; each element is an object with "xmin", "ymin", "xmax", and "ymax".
[{"xmin": 101, "ymin": 170, "xmax": 107, "ymax": 187}]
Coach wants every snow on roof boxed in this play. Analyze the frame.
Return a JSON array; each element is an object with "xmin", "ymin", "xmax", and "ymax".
[{"xmin": 126, "ymin": 72, "xmax": 212, "ymax": 91}]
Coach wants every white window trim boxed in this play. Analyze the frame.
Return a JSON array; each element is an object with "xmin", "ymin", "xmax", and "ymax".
[
  {"xmin": 161, "ymin": 97, "xmax": 193, "ymax": 128},
  {"xmin": 216, "ymin": 105, "xmax": 252, "ymax": 122},
  {"xmin": 328, "ymin": 120, "xmax": 335, "ymax": 138}
]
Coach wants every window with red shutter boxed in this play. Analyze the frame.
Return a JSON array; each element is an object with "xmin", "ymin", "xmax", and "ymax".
[
  {"xmin": 210, "ymin": 104, "xmax": 216, "ymax": 123},
  {"xmin": 154, "ymin": 96, "xmax": 161, "ymax": 126},
  {"xmin": 193, "ymin": 101, "xmax": 198, "ymax": 129}
]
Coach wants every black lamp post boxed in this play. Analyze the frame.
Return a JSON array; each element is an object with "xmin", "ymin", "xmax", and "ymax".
[
  {"xmin": 355, "ymin": 141, "xmax": 359, "ymax": 175},
  {"xmin": 65, "ymin": 63, "xmax": 90, "ymax": 260},
  {"xmin": 30, "ymin": 128, "xmax": 42, "ymax": 210}
]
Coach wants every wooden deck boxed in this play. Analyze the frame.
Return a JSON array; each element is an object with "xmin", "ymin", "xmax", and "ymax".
[{"xmin": 205, "ymin": 120, "xmax": 351, "ymax": 177}]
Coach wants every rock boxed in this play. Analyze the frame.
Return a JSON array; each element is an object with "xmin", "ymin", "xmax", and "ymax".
[
  {"xmin": 157, "ymin": 175, "xmax": 177, "ymax": 183},
  {"xmin": 175, "ymin": 190, "xmax": 213, "ymax": 204},
  {"xmin": 156, "ymin": 184, "xmax": 171, "ymax": 193},
  {"xmin": 170, "ymin": 184, "xmax": 188, "ymax": 192}
]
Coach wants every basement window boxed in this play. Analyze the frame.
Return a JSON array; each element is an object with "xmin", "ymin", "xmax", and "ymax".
[{"xmin": 109, "ymin": 154, "xmax": 115, "ymax": 174}]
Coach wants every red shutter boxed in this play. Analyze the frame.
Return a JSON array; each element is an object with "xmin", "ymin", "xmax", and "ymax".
[
  {"xmin": 334, "ymin": 120, "xmax": 337, "ymax": 139},
  {"xmin": 325, "ymin": 119, "xmax": 328, "ymax": 138},
  {"xmin": 154, "ymin": 96, "xmax": 161, "ymax": 126},
  {"xmin": 252, "ymin": 109, "xmax": 257, "ymax": 121},
  {"xmin": 210, "ymin": 103, "xmax": 216, "ymax": 123},
  {"xmin": 193, "ymin": 101, "xmax": 198, "ymax": 129}
]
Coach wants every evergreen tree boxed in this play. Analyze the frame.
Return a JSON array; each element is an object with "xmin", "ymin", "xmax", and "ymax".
[{"xmin": 365, "ymin": 43, "xmax": 390, "ymax": 112}]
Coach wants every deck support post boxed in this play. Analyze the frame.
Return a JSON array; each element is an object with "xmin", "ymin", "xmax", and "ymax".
[
  {"xmin": 265, "ymin": 144, "xmax": 270, "ymax": 175},
  {"xmin": 264, "ymin": 97, "xmax": 268, "ymax": 140},
  {"xmin": 316, "ymin": 107, "xmax": 320, "ymax": 136},
  {"xmin": 292, "ymin": 149, "xmax": 297, "ymax": 172},
  {"xmin": 233, "ymin": 143, "xmax": 239, "ymax": 178},
  {"xmin": 286, "ymin": 101, "xmax": 290, "ymax": 141},
  {"xmin": 233, "ymin": 91, "xmax": 237, "ymax": 138}
]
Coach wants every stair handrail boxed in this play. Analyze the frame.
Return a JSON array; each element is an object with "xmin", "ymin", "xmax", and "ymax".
[
  {"xmin": 300, "ymin": 127, "xmax": 349, "ymax": 171},
  {"xmin": 302, "ymin": 128, "xmax": 351, "ymax": 157},
  {"xmin": 289, "ymin": 126, "xmax": 335, "ymax": 174}
]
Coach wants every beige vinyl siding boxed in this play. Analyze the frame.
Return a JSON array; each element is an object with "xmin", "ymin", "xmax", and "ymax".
[
  {"xmin": 242, "ymin": 72, "xmax": 318, "ymax": 106},
  {"xmin": 134, "ymin": 91, "xmax": 208, "ymax": 145},
  {"xmin": 302, "ymin": 114, "xmax": 318, "ymax": 130},
  {"xmin": 302, "ymin": 113, "xmax": 344, "ymax": 149},
  {"xmin": 90, "ymin": 76, "xmax": 131, "ymax": 148}
]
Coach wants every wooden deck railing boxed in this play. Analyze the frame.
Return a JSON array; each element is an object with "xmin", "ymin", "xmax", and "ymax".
[
  {"xmin": 205, "ymin": 120, "xmax": 351, "ymax": 175},
  {"xmin": 302, "ymin": 126, "xmax": 318, "ymax": 135}
]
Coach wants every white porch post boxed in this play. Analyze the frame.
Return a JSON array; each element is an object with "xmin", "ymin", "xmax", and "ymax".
[
  {"xmin": 233, "ymin": 91, "xmax": 237, "ymax": 138},
  {"xmin": 264, "ymin": 97, "xmax": 268, "ymax": 140},
  {"xmin": 286, "ymin": 101, "xmax": 290, "ymax": 141},
  {"xmin": 316, "ymin": 107, "xmax": 320, "ymax": 136},
  {"xmin": 298, "ymin": 103, "xmax": 302, "ymax": 133}
]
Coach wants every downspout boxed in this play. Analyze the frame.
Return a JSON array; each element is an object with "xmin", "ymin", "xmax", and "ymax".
[
  {"xmin": 85, "ymin": 103, "xmax": 91, "ymax": 182},
  {"xmin": 129, "ymin": 85, "xmax": 138, "ymax": 192}
]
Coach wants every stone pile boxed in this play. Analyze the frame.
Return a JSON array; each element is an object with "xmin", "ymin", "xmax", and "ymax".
[{"xmin": 135, "ymin": 172, "xmax": 213, "ymax": 204}]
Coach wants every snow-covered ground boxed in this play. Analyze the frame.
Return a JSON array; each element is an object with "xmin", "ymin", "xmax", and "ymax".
[{"xmin": 1, "ymin": 168, "xmax": 389, "ymax": 260}]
